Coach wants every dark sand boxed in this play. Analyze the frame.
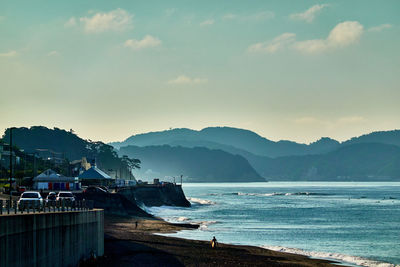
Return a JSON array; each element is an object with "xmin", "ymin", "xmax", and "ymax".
[{"xmin": 100, "ymin": 215, "xmax": 345, "ymax": 267}]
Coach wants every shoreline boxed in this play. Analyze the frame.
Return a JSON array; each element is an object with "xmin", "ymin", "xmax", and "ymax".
[{"xmin": 101, "ymin": 215, "xmax": 344, "ymax": 267}]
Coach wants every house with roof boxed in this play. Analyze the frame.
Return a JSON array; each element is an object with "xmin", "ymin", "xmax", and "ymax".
[
  {"xmin": 33, "ymin": 169, "xmax": 79, "ymax": 190},
  {"xmin": 78, "ymin": 166, "xmax": 113, "ymax": 186}
]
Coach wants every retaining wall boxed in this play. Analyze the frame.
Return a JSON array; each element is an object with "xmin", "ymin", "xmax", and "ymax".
[{"xmin": 0, "ymin": 209, "xmax": 104, "ymax": 267}]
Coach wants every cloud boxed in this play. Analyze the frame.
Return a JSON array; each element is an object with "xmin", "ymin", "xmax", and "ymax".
[
  {"xmin": 294, "ymin": 21, "xmax": 364, "ymax": 53},
  {"xmin": 200, "ymin": 19, "xmax": 214, "ymax": 26},
  {"xmin": 0, "ymin": 50, "xmax": 17, "ymax": 57},
  {"xmin": 79, "ymin": 8, "xmax": 133, "ymax": 33},
  {"xmin": 222, "ymin": 13, "xmax": 237, "ymax": 20},
  {"xmin": 222, "ymin": 11, "xmax": 274, "ymax": 21},
  {"xmin": 167, "ymin": 75, "xmax": 208, "ymax": 85},
  {"xmin": 248, "ymin": 33, "xmax": 296, "ymax": 53},
  {"xmin": 64, "ymin": 17, "xmax": 77, "ymax": 28},
  {"xmin": 47, "ymin": 51, "xmax": 59, "ymax": 56},
  {"xmin": 165, "ymin": 8, "xmax": 176, "ymax": 17},
  {"xmin": 124, "ymin": 35, "xmax": 161, "ymax": 50},
  {"xmin": 294, "ymin": 116, "xmax": 366, "ymax": 127},
  {"xmin": 290, "ymin": 4, "xmax": 329, "ymax": 23},
  {"xmin": 368, "ymin": 24, "xmax": 392, "ymax": 32}
]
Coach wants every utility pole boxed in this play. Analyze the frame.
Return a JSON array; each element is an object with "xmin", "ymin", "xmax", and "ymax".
[{"xmin": 9, "ymin": 127, "xmax": 14, "ymax": 203}]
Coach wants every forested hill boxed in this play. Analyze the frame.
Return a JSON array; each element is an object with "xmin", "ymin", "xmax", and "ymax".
[
  {"xmin": 1, "ymin": 126, "xmax": 134, "ymax": 177},
  {"xmin": 257, "ymin": 143, "xmax": 400, "ymax": 181},
  {"xmin": 118, "ymin": 145, "xmax": 264, "ymax": 182}
]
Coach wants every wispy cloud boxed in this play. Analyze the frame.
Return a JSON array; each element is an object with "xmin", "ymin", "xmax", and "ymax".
[
  {"xmin": 165, "ymin": 8, "xmax": 176, "ymax": 17},
  {"xmin": 222, "ymin": 11, "xmax": 274, "ymax": 21},
  {"xmin": 64, "ymin": 17, "xmax": 77, "ymax": 28},
  {"xmin": 248, "ymin": 33, "xmax": 296, "ymax": 53},
  {"xmin": 294, "ymin": 21, "xmax": 364, "ymax": 53},
  {"xmin": 249, "ymin": 21, "xmax": 364, "ymax": 54},
  {"xmin": 200, "ymin": 19, "xmax": 214, "ymax": 26},
  {"xmin": 79, "ymin": 8, "xmax": 133, "ymax": 33},
  {"xmin": 294, "ymin": 116, "xmax": 367, "ymax": 128},
  {"xmin": 47, "ymin": 51, "xmax": 59, "ymax": 56},
  {"xmin": 368, "ymin": 24, "xmax": 392, "ymax": 32},
  {"xmin": 290, "ymin": 4, "xmax": 329, "ymax": 23},
  {"xmin": 0, "ymin": 50, "xmax": 17, "ymax": 57},
  {"xmin": 168, "ymin": 75, "xmax": 208, "ymax": 85},
  {"xmin": 124, "ymin": 35, "xmax": 161, "ymax": 50}
]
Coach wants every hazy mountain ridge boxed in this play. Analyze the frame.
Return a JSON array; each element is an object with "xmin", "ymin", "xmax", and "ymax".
[
  {"xmin": 112, "ymin": 127, "xmax": 342, "ymax": 158},
  {"xmin": 259, "ymin": 143, "xmax": 400, "ymax": 180},
  {"xmin": 112, "ymin": 127, "xmax": 400, "ymax": 181},
  {"xmin": 119, "ymin": 145, "xmax": 264, "ymax": 182}
]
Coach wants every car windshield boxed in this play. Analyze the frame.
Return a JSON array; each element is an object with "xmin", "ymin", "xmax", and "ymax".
[
  {"xmin": 22, "ymin": 193, "xmax": 39, "ymax": 198},
  {"xmin": 59, "ymin": 193, "xmax": 73, "ymax": 197}
]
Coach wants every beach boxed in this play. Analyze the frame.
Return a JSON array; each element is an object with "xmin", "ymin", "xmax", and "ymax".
[{"xmin": 100, "ymin": 216, "xmax": 342, "ymax": 267}]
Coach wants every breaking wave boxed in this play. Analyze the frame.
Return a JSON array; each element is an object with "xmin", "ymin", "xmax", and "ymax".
[
  {"xmin": 262, "ymin": 245, "xmax": 399, "ymax": 267},
  {"xmin": 230, "ymin": 192, "xmax": 329, "ymax": 197},
  {"xmin": 188, "ymin": 197, "xmax": 216, "ymax": 205},
  {"xmin": 197, "ymin": 220, "xmax": 218, "ymax": 230}
]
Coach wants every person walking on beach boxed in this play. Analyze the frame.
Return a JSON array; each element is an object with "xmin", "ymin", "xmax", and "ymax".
[
  {"xmin": 211, "ymin": 236, "xmax": 217, "ymax": 248},
  {"xmin": 135, "ymin": 221, "xmax": 138, "ymax": 229}
]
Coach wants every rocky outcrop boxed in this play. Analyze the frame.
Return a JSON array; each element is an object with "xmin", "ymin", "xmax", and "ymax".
[
  {"xmin": 118, "ymin": 184, "xmax": 191, "ymax": 207},
  {"xmin": 76, "ymin": 192, "xmax": 152, "ymax": 217}
]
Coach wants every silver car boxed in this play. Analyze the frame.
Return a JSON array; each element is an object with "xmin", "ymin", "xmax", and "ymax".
[{"xmin": 18, "ymin": 191, "xmax": 43, "ymax": 210}]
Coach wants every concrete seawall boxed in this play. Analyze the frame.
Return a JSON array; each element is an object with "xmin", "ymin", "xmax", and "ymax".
[
  {"xmin": 118, "ymin": 184, "xmax": 191, "ymax": 207},
  {"xmin": 0, "ymin": 210, "xmax": 104, "ymax": 267}
]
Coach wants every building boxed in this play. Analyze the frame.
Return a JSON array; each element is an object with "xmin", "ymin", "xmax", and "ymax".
[
  {"xmin": 78, "ymin": 166, "xmax": 113, "ymax": 186},
  {"xmin": 70, "ymin": 157, "xmax": 91, "ymax": 177},
  {"xmin": 33, "ymin": 169, "xmax": 80, "ymax": 190}
]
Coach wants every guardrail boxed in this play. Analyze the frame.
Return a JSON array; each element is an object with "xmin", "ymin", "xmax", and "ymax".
[{"xmin": 0, "ymin": 199, "xmax": 94, "ymax": 215}]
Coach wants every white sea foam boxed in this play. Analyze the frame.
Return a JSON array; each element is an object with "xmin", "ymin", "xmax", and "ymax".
[
  {"xmin": 188, "ymin": 197, "xmax": 216, "ymax": 205},
  {"xmin": 177, "ymin": 216, "xmax": 190, "ymax": 222},
  {"xmin": 262, "ymin": 245, "xmax": 399, "ymax": 267},
  {"xmin": 234, "ymin": 192, "xmax": 327, "ymax": 197},
  {"xmin": 197, "ymin": 220, "xmax": 218, "ymax": 230}
]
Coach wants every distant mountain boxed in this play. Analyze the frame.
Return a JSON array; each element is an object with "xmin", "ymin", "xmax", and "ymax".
[
  {"xmin": 112, "ymin": 127, "xmax": 400, "ymax": 181},
  {"xmin": 111, "ymin": 127, "xmax": 341, "ymax": 158},
  {"xmin": 343, "ymin": 130, "xmax": 400, "ymax": 147},
  {"xmin": 258, "ymin": 143, "xmax": 400, "ymax": 181},
  {"xmin": 118, "ymin": 145, "xmax": 264, "ymax": 182}
]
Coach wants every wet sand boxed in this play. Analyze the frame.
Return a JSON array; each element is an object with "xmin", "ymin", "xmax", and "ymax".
[{"xmin": 101, "ymin": 215, "xmax": 345, "ymax": 267}]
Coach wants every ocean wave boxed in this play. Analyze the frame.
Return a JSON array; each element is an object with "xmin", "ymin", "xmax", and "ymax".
[
  {"xmin": 231, "ymin": 192, "xmax": 328, "ymax": 197},
  {"xmin": 188, "ymin": 197, "xmax": 216, "ymax": 205},
  {"xmin": 262, "ymin": 245, "xmax": 399, "ymax": 267},
  {"xmin": 197, "ymin": 220, "xmax": 218, "ymax": 230},
  {"xmin": 178, "ymin": 216, "xmax": 190, "ymax": 222}
]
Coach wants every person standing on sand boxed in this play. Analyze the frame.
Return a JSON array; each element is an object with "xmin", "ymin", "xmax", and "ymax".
[
  {"xmin": 135, "ymin": 221, "xmax": 138, "ymax": 229},
  {"xmin": 211, "ymin": 236, "xmax": 217, "ymax": 248}
]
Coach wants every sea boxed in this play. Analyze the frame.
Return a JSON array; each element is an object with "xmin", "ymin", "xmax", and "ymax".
[{"xmin": 145, "ymin": 182, "xmax": 400, "ymax": 267}]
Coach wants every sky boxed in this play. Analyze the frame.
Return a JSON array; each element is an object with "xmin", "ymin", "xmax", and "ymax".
[{"xmin": 0, "ymin": 0, "xmax": 399, "ymax": 144}]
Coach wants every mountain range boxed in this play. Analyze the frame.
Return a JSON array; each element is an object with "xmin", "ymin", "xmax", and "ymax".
[
  {"xmin": 2, "ymin": 126, "xmax": 400, "ymax": 182},
  {"xmin": 112, "ymin": 127, "xmax": 400, "ymax": 181}
]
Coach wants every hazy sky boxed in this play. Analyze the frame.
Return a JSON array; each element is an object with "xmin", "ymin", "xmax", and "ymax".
[{"xmin": 1, "ymin": 0, "xmax": 399, "ymax": 144}]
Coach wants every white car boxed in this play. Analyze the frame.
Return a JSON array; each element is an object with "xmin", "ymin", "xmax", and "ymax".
[
  {"xmin": 56, "ymin": 191, "xmax": 75, "ymax": 202},
  {"xmin": 18, "ymin": 191, "xmax": 43, "ymax": 209}
]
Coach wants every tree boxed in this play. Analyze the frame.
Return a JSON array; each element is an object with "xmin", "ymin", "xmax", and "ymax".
[{"xmin": 122, "ymin": 155, "xmax": 141, "ymax": 180}]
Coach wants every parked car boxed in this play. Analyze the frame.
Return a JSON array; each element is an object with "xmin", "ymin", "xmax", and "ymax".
[
  {"xmin": 56, "ymin": 191, "xmax": 75, "ymax": 202},
  {"xmin": 46, "ymin": 192, "xmax": 57, "ymax": 202},
  {"xmin": 18, "ymin": 191, "xmax": 43, "ymax": 210},
  {"xmin": 83, "ymin": 186, "xmax": 108, "ymax": 194}
]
